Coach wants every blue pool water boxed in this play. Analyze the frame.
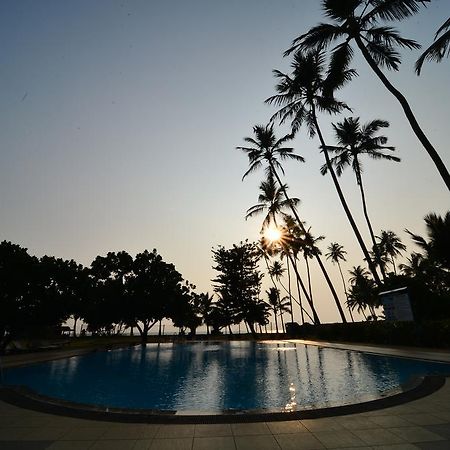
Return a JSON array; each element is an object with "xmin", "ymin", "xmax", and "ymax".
[{"xmin": 3, "ymin": 341, "xmax": 450, "ymax": 411}]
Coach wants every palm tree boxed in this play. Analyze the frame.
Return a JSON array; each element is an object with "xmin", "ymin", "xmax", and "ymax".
[
  {"xmin": 287, "ymin": 0, "xmax": 450, "ymax": 191},
  {"xmin": 266, "ymin": 287, "xmax": 281, "ymax": 333},
  {"xmin": 238, "ymin": 124, "xmax": 344, "ymax": 322},
  {"xmin": 266, "ymin": 50, "xmax": 381, "ymax": 287},
  {"xmin": 376, "ymin": 230, "xmax": 406, "ymax": 274},
  {"xmin": 246, "ymin": 174, "xmax": 300, "ymax": 232},
  {"xmin": 321, "ymin": 116, "xmax": 400, "ymax": 279},
  {"xmin": 300, "ymin": 228, "xmax": 325, "ymax": 307},
  {"xmin": 326, "ymin": 242, "xmax": 354, "ymax": 321},
  {"xmin": 348, "ymin": 265, "xmax": 379, "ymax": 319},
  {"xmin": 416, "ymin": 17, "xmax": 450, "ymax": 75},
  {"xmin": 405, "ymin": 211, "xmax": 450, "ymax": 270}
]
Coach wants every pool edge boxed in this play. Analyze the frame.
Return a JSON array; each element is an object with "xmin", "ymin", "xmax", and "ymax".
[{"xmin": 0, "ymin": 375, "xmax": 446, "ymax": 424}]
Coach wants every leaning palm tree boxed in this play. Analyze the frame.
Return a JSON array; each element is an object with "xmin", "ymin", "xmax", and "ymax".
[
  {"xmin": 238, "ymin": 124, "xmax": 344, "ymax": 322},
  {"xmin": 286, "ymin": 0, "xmax": 450, "ymax": 191},
  {"xmin": 266, "ymin": 50, "xmax": 381, "ymax": 286},
  {"xmin": 321, "ymin": 116, "xmax": 400, "ymax": 280},
  {"xmin": 326, "ymin": 242, "xmax": 354, "ymax": 322},
  {"xmin": 416, "ymin": 17, "xmax": 450, "ymax": 75},
  {"xmin": 376, "ymin": 230, "xmax": 406, "ymax": 274}
]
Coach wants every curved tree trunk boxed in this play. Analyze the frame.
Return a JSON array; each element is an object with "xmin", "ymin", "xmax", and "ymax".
[
  {"xmin": 337, "ymin": 261, "xmax": 354, "ymax": 322},
  {"xmin": 355, "ymin": 165, "xmax": 387, "ymax": 281},
  {"xmin": 272, "ymin": 160, "xmax": 346, "ymax": 322},
  {"xmin": 311, "ymin": 108, "xmax": 382, "ymax": 288},
  {"xmin": 286, "ymin": 257, "xmax": 294, "ymax": 323},
  {"xmin": 294, "ymin": 256, "xmax": 305, "ymax": 325},
  {"xmin": 285, "ymin": 251, "xmax": 321, "ymax": 324},
  {"xmin": 305, "ymin": 257, "xmax": 314, "ymax": 306},
  {"xmin": 355, "ymin": 35, "xmax": 450, "ymax": 192}
]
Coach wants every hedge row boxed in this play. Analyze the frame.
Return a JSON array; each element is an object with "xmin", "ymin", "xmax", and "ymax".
[{"xmin": 290, "ymin": 320, "xmax": 450, "ymax": 348}]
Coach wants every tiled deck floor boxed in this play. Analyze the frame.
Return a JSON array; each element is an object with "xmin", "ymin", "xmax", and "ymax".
[{"xmin": 1, "ymin": 341, "xmax": 450, "ymax": 450}]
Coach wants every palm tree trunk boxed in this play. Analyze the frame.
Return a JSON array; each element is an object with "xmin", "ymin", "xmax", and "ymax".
[
  {"xmin": 272, "ymin": 159, "xmax": 346, "ymax": 322},
  {"xmin": 391, "ymin": 255, "xmax": 397, "ymax": 275},
  {"xmin": 355, "ymin": 167, "xmax": 387, "ymax": 281},
  {"xmin": 280, "ymin": 309, "xmax": 286, "ymax": 333},
  {"xmin": 286, "ymin": 257, "xmax": 294, "ymax": 323},
  {"xmin": 305, "ymin": 257, "xmax": 314, "ymax": 306},
  {"xmin": 273, "ymin": 309, "xmax": 279, "ymax": 333},
  {"xmin": 311, "ymin": 107, "xmax": 382, "ymax": 287},
  {"xmin": 337, "ymin": 261, "xmax": 354, "ymax": 322},
  {"xmin": 355, "ymin": 35, "xmax": 450, "ymax": 192},
  {"xmin": 294, "ymin": 256, "xmax": 305, "ymax": 325},
  {"xmin": 285, "ymin": 251, "xmax": 320, "ymax": 324}
]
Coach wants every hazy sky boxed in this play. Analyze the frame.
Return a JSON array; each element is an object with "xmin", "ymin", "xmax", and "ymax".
[{"xmin": 1, "ymin": 0, "xmax": 449, "ymax": 324}]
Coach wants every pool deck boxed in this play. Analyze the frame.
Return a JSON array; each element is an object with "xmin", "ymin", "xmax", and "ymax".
[{"xmin": 1, "ymin": 340, "xmax": 450, "ymax": 449}]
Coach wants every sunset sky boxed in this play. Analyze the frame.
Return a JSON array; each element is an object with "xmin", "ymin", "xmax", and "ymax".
[{"xmin": 1, "ymin": 0, "xmax": 449, "ymax": 324}]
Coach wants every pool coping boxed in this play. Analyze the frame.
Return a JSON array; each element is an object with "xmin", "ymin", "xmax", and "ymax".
[{"xmin": 0, "ymin": 375, "xmax": 446, "ymax": 424}]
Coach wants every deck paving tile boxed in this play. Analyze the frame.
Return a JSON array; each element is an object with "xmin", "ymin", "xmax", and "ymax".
[
  {"xmin": 335, "ymin": 416, "xmax": 380, "ymax": 430},
  {"xmin": 23, "ymin": 427, "xmax": 70, "ymax": 440},
  {"xmin": 132, "ymin": 439, "xmax": 153, "ymax": 450},
  {"xmin": 193, "ymin": 436, "xmax": 236, "ymax": 450},
  {"xmin": 274, "ymin": 432, "xmax": 325, "ymax": 450},
  {"xmin": 301, "ymin": 418, "xmax": 346, "ymax": 432},
  {"xmin": 154, "ymin": 424, "xmax": 195, "ymax": 439},
  {"xmin": 60, "ymin": 427, "xmax": 110, "ymax": 440},
  {"xmin": 398, "ymin": 414, "xmax": 449, "ymax": 426},
  {"xmin": 0, "ymin": 427, "xmax": 34, "ymax": 440},
  {"xmin": 266, "ymin": 420, "xmax": 308, "ymax": 434},
  {"xmin": 194, "ymin": 423, "xmax": 233, "ymax": 437},
  {"xmin": 149, "ymin": 437, "xmax": 193, "ymax": 450},
  {"xmin": 0, "ymin": 441, "xmax": 54, "ymax": 449},
  {"xmin": 46, "ymin": 441, "xmax": 96, "ymax": 449},
  {"xmin": 415, "ymin": 442, "xmax": 450, "ymax": 450},
  {"xmin": 235, "ymin": 434, "xmax": 281, "ymax": 450},
  {"xmin": 231, "ymin": 422, "xmax": 271, "ymax": 436},
  {"xmin": 370, "ymin": 445, "xmax": 420, "ymax": 450},
  {"xmin": 422, "ymin": 424, "xmax": 450, "ymax": 439},
  {"xmin": 98, "ymin": 424, "xmax": 159, "ymax": 439},
  {"xmin": 388, "ymin": 426, "xmax": 446, "ymax": 443},
  {"xmin": 313, "ymin": 429, "xmax": 367, "ymax": 448},
  {"xmin": 90, "ymin": 439, "xmax": 138, "ymax": 449},
  {"xmin": 351, "ymin": 428, "xmax": 406, "ymax": 446},
  {"xmin": 369, "ymin": 416, "xmax": 413, "ymax": 428}
]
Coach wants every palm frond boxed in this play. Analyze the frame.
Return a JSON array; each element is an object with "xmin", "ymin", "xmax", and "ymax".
[
  {"xmin": 324, "ymin": 42, "xmax": 357, "ymax": 95},
  {"xmin": 366, "ymin": 0, "xmax": 429, "ymax": 23},
  {"xmin": 322, "ymin": 0, "xmax": 363, "ymax": 21},
  {"xmin": 415, "ymin": 24, "xmax": 450, "ymax": 74},
  {"xmin": 365, "ymin": 39, "xmax": 401, "ymax": 70},
  {"xmin": 366, "ymin": 26, "xmax": 420, "ymax": 49},
  {"xmin": 285, "ymin": 23, "xmax": 345, "ymax": 55}
]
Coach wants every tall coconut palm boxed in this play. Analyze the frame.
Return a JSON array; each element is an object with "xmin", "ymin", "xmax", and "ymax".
[
  {"xmin": 300, "ymin": 228, "xmax": 325, "ymax": 307},
  {"xmin": 266, "ymin": 50, "xmax": 381, "ymax": 287},
  {"xmin": 376, "ymin": 230, "xmax": 406, "ymax": 274},
  {"xmin": 321, "ymin": 116, "xmax": 400, "ymax": 280},
  {"xmin": 325, "ymin": 242, "xmax": 354, "ymax": 321},
  {"xmin": 286, "ymin": 0, "xmax": 450, "ymax": 191},
  {"xmin": 416, "ymin": 17, "xmax": 450, "ymax": 75},
  {"xmin": 246, "ymin": 174, "xmax": 300, "ymax": 232},
  {"xmin": 238, "ymin": 124, "xmax": 344, "ymax": 322},
  {"xmin": 266, "ymin": 287, "xmax": 281, "ymax": 333}
]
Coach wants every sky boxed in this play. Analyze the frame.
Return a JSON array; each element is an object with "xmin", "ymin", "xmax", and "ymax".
[{"xmin": 1, "ymin": 0, "xmax": 449, "ymax": 326}]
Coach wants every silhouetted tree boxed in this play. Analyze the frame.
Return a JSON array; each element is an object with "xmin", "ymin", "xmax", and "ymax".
[{"xmin": 287, "ymin": 0, "xmax": 450, "ymax": 191}]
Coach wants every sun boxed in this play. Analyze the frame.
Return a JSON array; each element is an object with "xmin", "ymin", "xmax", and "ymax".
[{"xmin": 264, "ymin": 226, "xmax": 282, "ymax": 243}]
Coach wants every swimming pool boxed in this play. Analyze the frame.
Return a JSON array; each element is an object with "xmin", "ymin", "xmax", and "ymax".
[{"xmin": 3, "ymin": 341, "xmax": 450, "ymax": 413}]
